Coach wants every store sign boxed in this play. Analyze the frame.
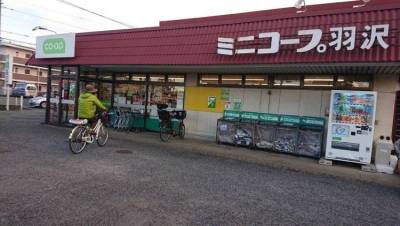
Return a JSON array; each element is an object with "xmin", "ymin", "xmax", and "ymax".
[
  {"xmin": 36, "ymin": 33, "xmax": 75, "ymax": 58},
  {"xmin": 4, "ymin": 55, "xmax": 13, "ymax": 85},
  {"xmin": 217, "ymin": 24, "xmax": 390, "ymax": 55},
  {"xmin": 241, "ymin": 112, "xmax": 259, "ymax": 120},
  {"xmin": 259, "ymin": 113, "xmax": 280, "ymax": 123}
]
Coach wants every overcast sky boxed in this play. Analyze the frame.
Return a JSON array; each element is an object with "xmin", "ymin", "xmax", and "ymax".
[{"xmin": 2, "ymin": 0, "xmax": 352, "ymax": 46}]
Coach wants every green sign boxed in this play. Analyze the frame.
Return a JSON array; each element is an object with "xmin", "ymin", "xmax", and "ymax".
[
  {"xmin": 333, "ymin": 137, "xmax": 342, "ymax": 141},
  {"xmin": 208, "ymin": 96, "xmax": 216, "ymax": 108},
  {"xmin": 300, "ymin": 116, "xmax": 325, "ymax": 127},
  {"xmin": 241, "ymin": 111, "xmax": 259, "ymax": 120},
  {"xmin": 43, "ymin": 38, "xmax": 66, "ymax": 54},
  {"xmin": 259, "ymin": 113, "xmax": 280, "ymax": 123},
  {"xmin": 224, "ymin": 110, "xmax": 240, "ymax": 118},
  {"xmin": 280, "ymin": 115, "xmax": 300, "ymax": 125},
  {"xmin": 221, "ymin": 88, "xmax": 230, "ymax": 100}
]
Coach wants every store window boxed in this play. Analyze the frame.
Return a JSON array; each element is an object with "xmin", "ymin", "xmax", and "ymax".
[
  {"xmin": 167, "ymin": 75, "xmax": 185, "ymax": 83},
  {"xmin": 274, "ymin": 75, "xmax": 301, "ymax": 87},
  {"xmin": 221, "ymin": 75, "xmax": 243, "ymax": 86},
  {"xmin": 149, "ymin": 74, "xmax": 166, "ymax": 83},
  {"xmin": 131, "ymin": 74, "xmax": 147, "ymax": 82},
  {"xmin": 116, "ymin": 74, "xmax": 130, "ymax": 81},
  {"xmin": 147, "ymin": 85, "xmax": 185, "ymax": 116},
  {"xmin": 304, "ymin": 75, "xmax": 334, "ymax": 87},
  {"xmin": 98, "ymin": 82, "xmax": 112, "ymax": 107},
  {"xmin": 114, "ymin": 83, "xmax": 147, "ymax": 112},
  {"xmin": 199, "ymin": 75, "xmax": 219, "ymax": 85},
  {"xmin": 245, "ymin": 75, "xmax": 269, "ymax": 86},
  {"xmin": 337, "ymin": 75, "xmax": 371, "ymax": 89}
]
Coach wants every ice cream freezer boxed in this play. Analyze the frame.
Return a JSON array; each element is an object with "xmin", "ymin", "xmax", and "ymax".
[{"xmin": 325, "ymin": 90, "xmax": 377, "ymax": 164}]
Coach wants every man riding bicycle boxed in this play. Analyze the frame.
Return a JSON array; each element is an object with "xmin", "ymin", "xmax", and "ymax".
[{"xmin": 78, "ymin": 84, "xmax": 107, "ymax": 128}]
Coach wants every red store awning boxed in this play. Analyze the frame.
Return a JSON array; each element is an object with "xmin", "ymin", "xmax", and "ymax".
[{"xmin": 28, "ymin": 0, "xmax": 400, "ymax": 67}]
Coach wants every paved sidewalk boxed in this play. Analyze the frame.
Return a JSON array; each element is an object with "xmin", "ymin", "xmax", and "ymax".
[{"xmin": 110, "ymin": 130, "xmax": 400, "ymax": 188}]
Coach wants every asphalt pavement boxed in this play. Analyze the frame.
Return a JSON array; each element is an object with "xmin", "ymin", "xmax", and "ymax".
[{"xmin": 0, "ymin": 109, "xmax": 399, "ymax": 226}]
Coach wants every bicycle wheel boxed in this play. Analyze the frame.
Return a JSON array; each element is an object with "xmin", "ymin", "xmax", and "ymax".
[
  {"xmin": 69, "ymin": 126, "xmax": 88, "ymax": 154},
  {"xmin": 97, "ymin": 125, "xmax": 109, "ymax": 147},
  {"xmin": 178, "ymin": 122, "xmax": 185, "ymax": 139},
  {"xmin": 160, "ymin": 121, "xmax": 172, "ymax": 142}
]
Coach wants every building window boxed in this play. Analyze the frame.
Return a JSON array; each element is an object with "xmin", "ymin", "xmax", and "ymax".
[
  {"xmin": 15, "ymin": 51, "xmax": 19, "ymax": 57},
  {"xmin": 221, "ymin": 75, "xmax": 243, "ymax": 86},
  {"xmin": 25, "ymin": 53, "xmax": 31, "ymax": 58},
  {"xmin": 337, "ymin": 75, "xmax": 371, "ymax": 89},
  {"xmin": 149, "ymin": 74, "xmax": 166, "ymax": 83},
  {"xmin": 274, "ymin": 75, "xmax": 301, "ymax": 87},
  {"xmin": 131, "ymin": 74, "xmax": 147, "ymax": 82},
  {"xmin": 25, "ymin": 69, "xmax": 30, "ymax": 75},
  {"xmin": 199, "ymin": 75, "xmax": 219, "ymax": 85},
  {"xmin": 115, "ymin": 73, "xmax": 130, "ymax": 81},
  {"xmin": 39, "ymin": 71, "xmax": 43, "ymax": 76},
  {"xmin": 245, "ymin": 75, "xmax": 269, "ymax": 86},
  {"xmin": 14, "ymin": 67, "xmax": 18, "ymax": 73},
  {"xmin": 304, "ymin": 75, "xmax": 334, "ymax": 88},
  {"xmin": 167, "ymin": 75, "xmax": 185, "ymax": 83}
]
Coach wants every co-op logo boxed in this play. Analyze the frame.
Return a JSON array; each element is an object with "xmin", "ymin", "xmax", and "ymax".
[{"xmin": 43, "ymin": 38, "xmax": 65, "ymax": 54}]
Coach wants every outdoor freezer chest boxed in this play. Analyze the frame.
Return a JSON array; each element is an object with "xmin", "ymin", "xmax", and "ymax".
[
  {"xmin": 274, "ymin": 115, "xmax": 300, "ymax": 154},
  {"xmin": 234, "ymin": 112, "xmax": 259, "ymax": 147},
  {"xmin": 254, "ymin": 113, "xmax": 280, "ymax": 150},
  {"xmin": 216, "ymin": 111, "xmax": 241, "ymax": 144},
  {"xmin": 297, "ymin": 117, "xmax": 325, "ymax": 158}
]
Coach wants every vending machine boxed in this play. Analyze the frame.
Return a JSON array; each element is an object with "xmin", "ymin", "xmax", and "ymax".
[{"xmin": 325, "ymin": 90, "xmax": 377, "ymax": 164}]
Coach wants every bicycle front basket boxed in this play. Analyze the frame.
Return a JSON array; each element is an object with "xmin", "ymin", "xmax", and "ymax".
[
  {"xmin": 173, "ymin": 110, "xmax": 186, "ymax": 120},
  {"xmin": 158, "ymin": 110, "xmax": 171, "ymax": 121}
]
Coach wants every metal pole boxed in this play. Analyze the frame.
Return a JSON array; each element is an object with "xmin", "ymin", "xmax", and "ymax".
[
  {"xmin": 45, "ymin": 65, "xmax": 51, "ymax": 124},
  {"xmin": 5, "ymin": 85, "xmax": 9, "ymax": 111},
  {"xmin": 20, "ymin": 96, "xmax": 23, "ymax": 111},
  {"xmin": 74, "ymin": 65, "xmax": 80, "ymax": 119}
]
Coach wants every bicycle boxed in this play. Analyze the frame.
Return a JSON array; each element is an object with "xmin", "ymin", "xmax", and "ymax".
[
  {"xmin": 158, "ymin": 108, "xmax": 186, "ymax": 142},
  {"xmin": 68, "ymin": 112, "xmax": 109, "ymax": 154}
]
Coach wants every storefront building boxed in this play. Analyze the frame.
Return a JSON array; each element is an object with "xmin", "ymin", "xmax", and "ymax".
[{"xmin": 29, "ymin": 0, "xmax": 400, "ymax": 143}]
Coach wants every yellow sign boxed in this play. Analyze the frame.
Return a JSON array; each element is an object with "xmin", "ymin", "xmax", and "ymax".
[{"xmin": 185, "ymin": 87, "xmax": 224, "ymax": 113}]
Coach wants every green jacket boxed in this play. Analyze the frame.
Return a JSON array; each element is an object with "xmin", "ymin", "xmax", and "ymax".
[{"xmin": 78, "ymin": 92, "xmax": 106, "ymax": 119}]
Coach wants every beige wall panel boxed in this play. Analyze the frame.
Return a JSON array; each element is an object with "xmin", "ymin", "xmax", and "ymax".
[
  {"xmin": 299, "ymin": 90, "xmax": 323, "ymax": 117},
  {"xmin": 242, "ymin": 89, "xmax": 262, "ymax": 112},
  {"xmin": 278, "ymin": 90, "xmax": 301, "ymax": 115}
]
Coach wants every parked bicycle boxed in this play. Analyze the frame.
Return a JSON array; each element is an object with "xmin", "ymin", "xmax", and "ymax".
[
  {"xmin": 68, "ymin": 112, "xmax": 109, "ymax": 154},
  {"xmin": 157, "ymin": 104, "xmax": 186, "ymax": 142}
]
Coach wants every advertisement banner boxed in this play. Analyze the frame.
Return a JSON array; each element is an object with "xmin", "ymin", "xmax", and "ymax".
[
  {"xmin": 4, "ymin": 55, "xmax": 13, "ymax": 85},
  {"xmin": 221, "ymin": 88, "xmax": 230, "ymax": 100},
  {"xmin": 208, "ymin": 96, "xmax": 216, "ymax": 108}
]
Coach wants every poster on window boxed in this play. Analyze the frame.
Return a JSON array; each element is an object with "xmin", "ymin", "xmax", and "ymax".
[
  {"xmin": 233, "ymin": 98, "xmax": 241, "ymax": 110},
  {"xmin": 221, "ymin": 88, "xmax": 230, "ymax": 101},
  {"xmin": 208, "ymin": 96, "xmax": 216, "ymax": 108}
]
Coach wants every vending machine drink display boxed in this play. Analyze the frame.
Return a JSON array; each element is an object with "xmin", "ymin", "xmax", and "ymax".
[
  {"xmin": 216, "ymin": 110, "xmax": 240, "ymax": 144},
  {"xmin": 274, "ymin": 115, "xmax": 300, "ymax": 154},
  {"xmin": 325, "ymin": 90, "xmax": 377, "ymax": 164},
  {"xmin": 235, "ymin": 112, "xmax": 258, "ymax": 147},
  {"xmin": 255, "ymin": 113, "xmax": 280, "ymax": 150},
  {"xmin": 297, "ymin": 117, "xmax": 325, "ymax": 159}
]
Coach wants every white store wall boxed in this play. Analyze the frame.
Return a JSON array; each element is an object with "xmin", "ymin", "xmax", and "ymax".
[
  {"xmin": 185, "ymin": 74, "xmax": 400, "ymax": 144},
  {"xmin": 186, "ymin": 87, "xmax": 331, "ymax": 139}
]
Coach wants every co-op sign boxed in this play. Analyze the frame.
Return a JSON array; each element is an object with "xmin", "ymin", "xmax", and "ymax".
[
  {"xmin": 217, "ymin": 24, "xmax": 390, "ymax": 55},
  {"xmin": 36, "ymin": 33, "xmax": 75, "ymax": 59}
]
